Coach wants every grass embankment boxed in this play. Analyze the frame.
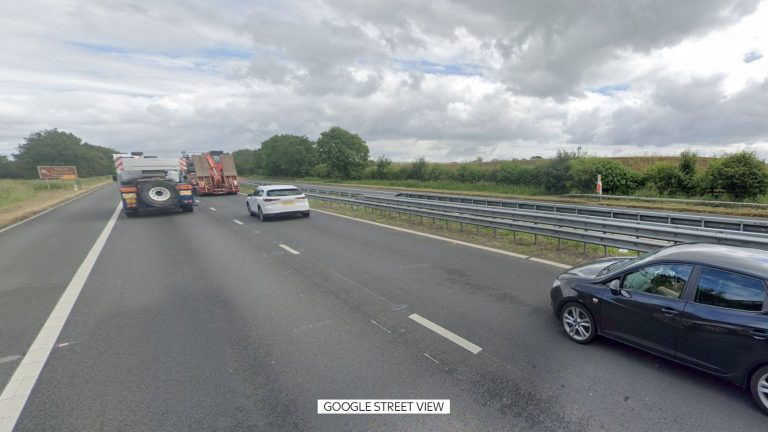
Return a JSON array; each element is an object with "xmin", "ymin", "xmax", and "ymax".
[
  {"xmin": 306, "ymin": 197, "xmax": 635, "ymax": 266},
  {"xmin": 0, "ymin": 177, "xmax": 112, "ymax": 229}
]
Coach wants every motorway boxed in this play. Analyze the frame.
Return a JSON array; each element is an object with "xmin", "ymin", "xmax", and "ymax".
[{"xmin": 1, "ymin": 185, "xmax": 767, "ymax": 431}]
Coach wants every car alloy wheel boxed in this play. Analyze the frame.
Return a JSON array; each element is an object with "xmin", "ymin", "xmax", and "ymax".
[
  {"xmin": 750, "ymin": 366, "xmax": 768, "ymax": 415},
  {"xmin": 258, "ymin": 206, "xmax": 265, "ymax": 221},
  {"xmin": 561, "ymin": 303, "xmax": 595, "ymax": 344}
]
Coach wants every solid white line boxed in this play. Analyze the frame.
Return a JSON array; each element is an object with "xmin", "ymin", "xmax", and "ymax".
[
  {"xmin": 528, "ymin": 257, "xmax": 571, "ymax": 269},
  {"xmin": 210, "ymin": 207, "xmax": 217, "ymax": 211},
  {"xmin": 0, "ymin": 202, "xmax": 121, "ymax": 430},
  {"xmin": 233, "ymin": 219, "xmax": 244, "ymax": 225},
  {"xmin": 0, "ymin": 183, "xmax": 108, "ymax": 235},
  {"xmin": 423, "ymin": 353, "xmax": 440, "ymax": 364},
  {"xmin": 370, "ymin": 320, "xmax": 392, "ymax": 334},
  {"xmin": 409, "ymin": 313, "xmax": 482, "ymax": 354},
  {"xmin": 312, "ymin": 209, "xmax": 535, "ymax": 261},
  {"xmin": 279, "ymin": 244, "xmax": 300, "ymax": 255}
]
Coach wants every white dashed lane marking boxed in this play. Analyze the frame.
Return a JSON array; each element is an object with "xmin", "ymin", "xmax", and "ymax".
[
  {"xmin": 278, "ymin": 244, "xmax": 300, "ymax": 255},
  {"xmin": 409, "ymin": 313, "xmax": 482, "ymax": 354}
]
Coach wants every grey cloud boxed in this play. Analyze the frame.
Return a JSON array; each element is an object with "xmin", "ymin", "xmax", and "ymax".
[{"xmin": 567, "ymin": 75, "xmax": 768, "ymax": 147}]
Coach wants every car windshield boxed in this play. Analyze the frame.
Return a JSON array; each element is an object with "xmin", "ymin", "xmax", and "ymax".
[
  {"xmin": 267, "ymin": 188, "xmax": 302, "ymax": 197},
  {"xmin": 597, "ymin": 250, "xmax": 660, "ymax": 276}
]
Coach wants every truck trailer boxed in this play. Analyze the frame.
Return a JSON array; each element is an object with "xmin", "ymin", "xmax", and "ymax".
[
  {"xmin": 114, "ymin": 153, "xmax": 195, "ymax": 216},
  {"xmin": 182, "ymin": 151, "xmax": 239, "ymax": 195}
]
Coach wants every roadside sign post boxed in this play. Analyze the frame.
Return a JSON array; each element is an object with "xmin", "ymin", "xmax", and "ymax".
[{"xmin": 596, "ymin": 174, "xmax": 603, "ymax": 202}]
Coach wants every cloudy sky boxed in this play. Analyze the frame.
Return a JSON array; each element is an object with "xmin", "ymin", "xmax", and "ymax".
[{"xmin": 1, "ymin": 0, "xmax": 767, "ymax": 161}]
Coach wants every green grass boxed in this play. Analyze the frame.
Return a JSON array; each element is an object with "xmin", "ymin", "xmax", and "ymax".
[{"xmin": 0, "ymin": 177, "xmax": 111, "ymax": 208}]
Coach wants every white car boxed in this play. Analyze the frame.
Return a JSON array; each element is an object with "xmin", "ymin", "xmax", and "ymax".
[{"xmin": 246, "ymin": 185, "xmax": 310, "ymax": 221}]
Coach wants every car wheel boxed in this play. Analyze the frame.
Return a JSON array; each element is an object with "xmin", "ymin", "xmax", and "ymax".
[
  {"xmin": 182, "ymin": 206, "xmax": 193, "ymax": 213},
  {"xmin": 247, "ymin": 203, "xmax": 254, "ymax": 216},
  {"xmin": 258, "ymin": 206, "xmax": 265, "ymax": 221},
  {"xmin": 560, "ymin": 302, "xmax": 596, "ymax": 344},
  {"xmin": 750, "ymin": 365, "xmax": 768, "ymax": 415},
  {"xmin": 302, "ymin": 211, "xmax": 310, "ymax": 218}
]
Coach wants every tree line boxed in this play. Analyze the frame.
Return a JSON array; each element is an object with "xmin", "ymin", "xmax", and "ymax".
[
  {"xmin": 3, "ymin": 127, "xmax": 766, "ymax": 201},
  {"xmin": 236, "ymin": 129, "xmax": 768, "ymax": 201},
  {"xmin": 0, "ymin": 129, "xmax": 118, "ymax": 178}
]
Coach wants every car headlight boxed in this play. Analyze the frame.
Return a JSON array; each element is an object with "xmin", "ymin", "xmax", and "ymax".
[{"xmin": 552, "ymin": 278, "xmax": 561, "ymax": 288}]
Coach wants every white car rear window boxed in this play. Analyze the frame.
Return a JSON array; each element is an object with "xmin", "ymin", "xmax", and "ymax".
[{"xmin": 267, "ymin": 188, "xmax": 302, "ymax": 197}]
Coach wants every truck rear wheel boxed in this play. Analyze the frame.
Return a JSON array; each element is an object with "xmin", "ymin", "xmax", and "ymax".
[{"xmin": 138, "ymin": 180, "xmax": 179, "ymax": 208}]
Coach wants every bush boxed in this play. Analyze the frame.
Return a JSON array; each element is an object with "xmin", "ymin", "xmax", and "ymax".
[
  {"xmin": 496, "ymin": 163, "xmax": 536, "ymax": 185},
  {"xmin": 644, "ymin": 163, "xmax": 687, "ymax": 196},
  {"xmin": 310, "ymin": 163, "xmax": 331, "ymax": 178},
  {"xmin": 425, "ymin": 164, "xmax": 450, "ymax": 181},
  {"xmin": 407, "ymin": 157, "xmax": 428, "ymax": 180},
  {"xmin": 455, "ymin": 163, "xmax": 482, "ymax": 183},
  {"xmin": 540, "ymin": 150, "xmax": 576, "ymax": 194},
  {"xmin": 570, "ymin": 157, "xmax": 643, "ymax": 195},
  {"xmin": 701, "ymin": 152, "xmax": 768, "ymax": 200}
]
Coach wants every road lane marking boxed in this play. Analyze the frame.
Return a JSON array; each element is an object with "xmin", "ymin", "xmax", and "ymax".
[
  {"xmin": 312, "ymin": 209, "xmax": 571, "ymax": 269},
  {"xmin": 529, "ymin": 257, "xmax": 570, "ymax": 269},
  {"xmin": 233, "ymin": 219, "xmax": 244, "ymax": 225},
  {"xmin": 210, "ymin": 207, "xmax": 217, "ymax": 211},
  {"xmin": 279, "ymin": 244, "xmax": 300, "ymax": 254},
  {"xmin": 0, "ymin": 202, "xmax": 121, "ymax": 430},
  {"xmin": 408, "ymin": 314, "xmax": 482, "ymax": 354},
  {"xmin": 0, "ymin": 356, "xmax": 22, "ymax": 365},
  {"xmin": 370, "ymin": 320, "xmax": 392, "ymax": 334},
  {"xmin": 424, "ymin": 353, "xmax": 440, "ymax": 364}
]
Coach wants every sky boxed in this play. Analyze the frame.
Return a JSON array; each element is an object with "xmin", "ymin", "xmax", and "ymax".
[{"xmin": 1, "ymin": 0, "xmax": 767, "ymax": 161}]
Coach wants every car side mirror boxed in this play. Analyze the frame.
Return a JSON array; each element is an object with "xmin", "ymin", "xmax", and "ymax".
[
  {"xmin": 608, "ymin": 279, "xmax": 632, "ymax": 298},
  {"xmin": 608, "ymin": 279, "xmax": 620, "ymax": 292}
]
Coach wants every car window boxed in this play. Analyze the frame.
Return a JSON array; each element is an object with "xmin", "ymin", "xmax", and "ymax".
[
  {"xmin": 256, "ymin": 189, "xmax": 263, "ymax": 197},
  {"xmin": 267, "ymin": 188, "xmax": 302, "ymax": 197},
  {"xmin": 622, "ymin": 264, "xmax": 693, "ymax": 299},
  {"xmin": 694, "ymin": 267, "xmax": 766, "ymax": 312}
]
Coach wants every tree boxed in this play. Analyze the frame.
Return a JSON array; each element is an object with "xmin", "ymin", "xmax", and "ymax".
[
  {"xmin": 678, "ymin": 150, "xmax": 698, "ymax": 194},
  {"xmin": 0, "ymin": 155, "xmax": 22, "ymax": 178},
  {"xmin": 570, "ymin": 157, "xmax": 643, "ymax": 195},
  {"xmin": 645, "ymin": 163, "xmax": 686, "ymax": 195},
  {"xmin": 373, "ymin": 156, "xmax": 393, "ymax": 179},
  {"xmin": 14, "ymin": 129, "xmax": 118, "ymax": 178},
  {"xmin": 701, "ymin": 152, "xmax": 768, "ymax": 200},
  {"xmin": 232, "ymin": 148, "xmax": 264, "ymax": 175},
  {"xmin": 260, "ymin": 134, "xmax": 316, "ymax": 177},
  {"xmin": 316, "ymin": 127, "xmax": 369, "ymax": 179},
  {"xmin": 540, "ymin": 150, "xmax": 577, "ymax": 194}
]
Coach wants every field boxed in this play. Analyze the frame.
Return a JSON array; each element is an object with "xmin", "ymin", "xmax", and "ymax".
[{"xmin": 0, "ymin": 177, "xmax": 112, "ymax": 228}]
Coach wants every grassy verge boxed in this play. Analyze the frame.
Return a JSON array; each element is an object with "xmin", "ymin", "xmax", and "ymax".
[
  {"xmin": 0, "ymin": 177, "xmax": 112, "ymax": 229},
  {"xmin": 309, "ymin": 198, "xmax": 637, "ymax": 266},
  {"xmin": 247, "ymin": 177, "xmax": 768, "ymax": 218}
]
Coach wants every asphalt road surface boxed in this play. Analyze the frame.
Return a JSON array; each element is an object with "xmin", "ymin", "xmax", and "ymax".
[{"xmin": 1, "ymin": 185, "xmax": 766, "ymax": 431}]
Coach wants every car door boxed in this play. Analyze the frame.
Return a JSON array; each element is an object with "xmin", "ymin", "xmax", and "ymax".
[
  {"xmin": 676, "ymin": 266, "xmax": 768, "ymax": 376},
  {"xmin": 600, "ymin": 263, "xmax": 694, "ymax": 358}
]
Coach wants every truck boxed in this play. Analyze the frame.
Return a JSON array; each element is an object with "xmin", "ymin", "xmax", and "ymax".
[
  {"xmin": 114, "ymin": 152, "xmax": 195, "ymax": 216},
  {"xmin": 182, "ymin": 150, "xmax": 239, "ymax": 195}
]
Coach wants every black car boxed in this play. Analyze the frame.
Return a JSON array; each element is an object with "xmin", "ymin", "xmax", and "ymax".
[{"xmin": 550, "ymin": 243, "xmax": 768, "ymax": 414}]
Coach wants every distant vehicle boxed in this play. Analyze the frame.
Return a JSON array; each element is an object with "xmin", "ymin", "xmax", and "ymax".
[
  {"xmin": 113, "ymin": 153, "xmax": 194, "ymax": 216},
  {"xmin": 182, "ymin": 150, "xmax": 239, "ymax": 195},
  {"xmin": 549, "ymin": 243, "xmax": 768, "ymax": 414},
  {"xmin": 245, "ymin": 185, "xmax": 310, "ymax": 221}
]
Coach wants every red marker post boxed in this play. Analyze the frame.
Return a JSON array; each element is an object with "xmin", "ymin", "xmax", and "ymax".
[{"xmin": 596, "ymin": 174, "xmax": 603, "ymax": 201}]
